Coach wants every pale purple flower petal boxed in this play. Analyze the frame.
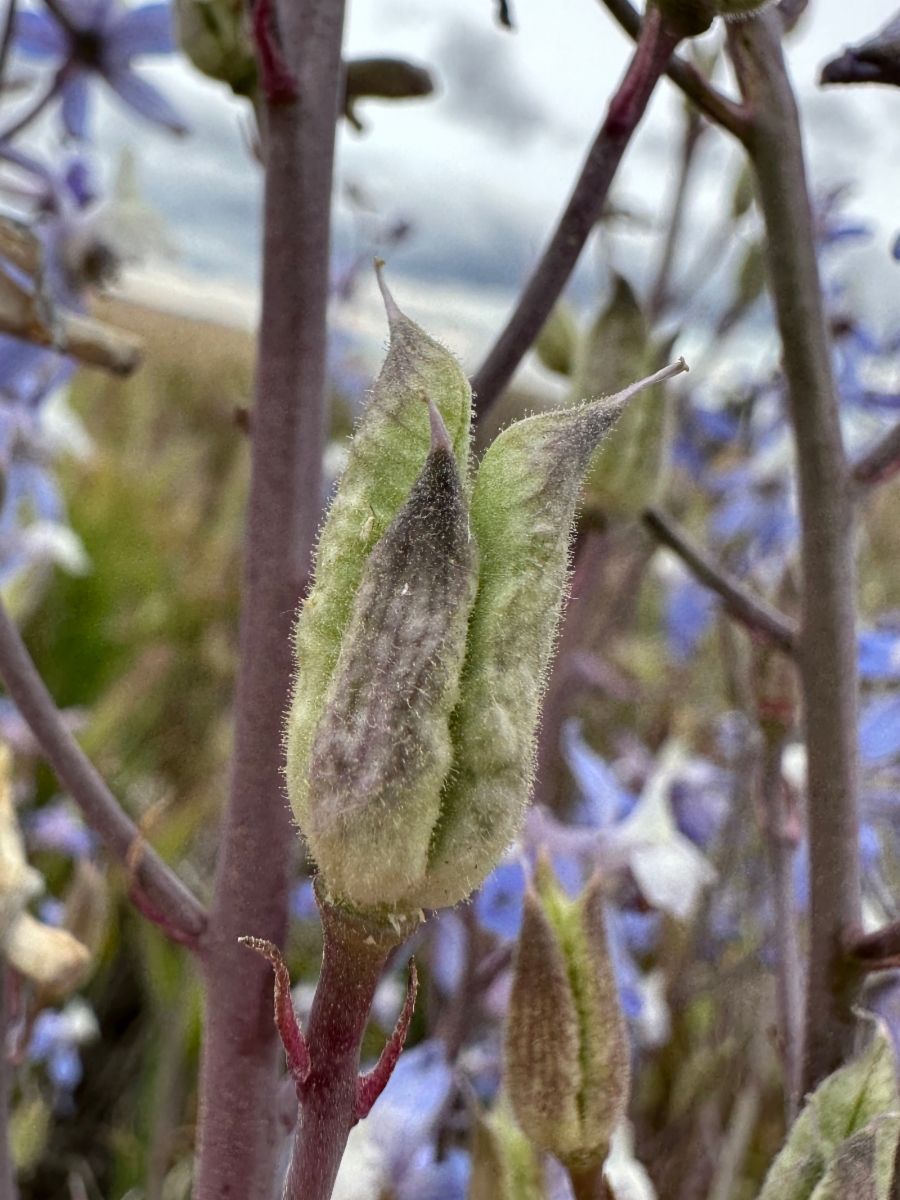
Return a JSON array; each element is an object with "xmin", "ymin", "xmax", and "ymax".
[
  {"xmin": 61, "ymin": 73, "xmax": 90, "ymax": 140},
  {"xmin": 107, "ymin": 3, "xmax": 175, "ymax": 62},
  {"xmin": 13, "ymin": 9, "xmax": 68, "ymax": 57},
  {"xmin": 105, "ymin": 66, "xmax": 187, "ymax": 134}
]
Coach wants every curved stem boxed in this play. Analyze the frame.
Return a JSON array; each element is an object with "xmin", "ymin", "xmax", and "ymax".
[
  {"xmin": 470, "ymin": 6, "xmax": 683, "ymax": 417},
  {"xmin": 597, "ymin": 0, "xmax": 750, "ymax": 142},
  {"xmin": 727, "ymin": 12, "xmax": 862, "ymax": 1092},
  {"xmin": 191, "ymin": 0, "xmax": 346, "ymax": 1195},
  {"xmin": 281, "ymin": 897, "xmax": 416, "ymax": 1200},
  {"xmin": 0, "ymin": 596, "xmax": 206, "ymax": 944},
  {"xmin": 643, "ymin": 506, "xmax": 797, "ymax": 655}
]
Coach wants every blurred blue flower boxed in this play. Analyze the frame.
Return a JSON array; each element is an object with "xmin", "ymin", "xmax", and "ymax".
[
  {"xmin": 14, "ymin": 0, "xmax": 186, "ymax": 138},
  {"xmin": 859, "ymin": 630, "xmax": 900, "ymax": 682},
  {"xmin": 28, "ymin": 999, "xmax": 98, "ymax": 1105},
  {"xmin": 38, "ymin": 897, "xmax": 66, "ymax": 927},
  {"xmin": 26, "ymin": 799, "xmax": 96, "ymax": 858},
  {"xmin": 362, "ymin": 1040, "xmax": 465, "ymax": 1200},
  {"xmin": 665, "ymin": 569, "xmax": 717, "ymax": 664},
  {"xmin": 860, "ymin": 693, "xmax": 900, "ymax": 764},
  {"xmin": 429, "ymin": 909, "xmax": 467, "ymax": 996},
  {"xmin": 474, "ymin": 861, "xmax": 526, "ymax": 940},
  {"xmin": 562, "ymin": 719, "xmax": 635, "ymax": 829},
  {"xmin": 289, "ymin": 879, "xmax": 319, "ymax": 923}
]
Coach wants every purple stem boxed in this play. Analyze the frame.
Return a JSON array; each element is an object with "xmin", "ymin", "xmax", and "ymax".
[
  {"xmin": 281, "ymin": 894, "xmax": 417, "ymax": 1200},
  {"xmin": 0, "ymin": 597, "xmax": 206, "ymax": 944},
  {"xmin": 191, "ymin": 0, "xmax": 345, "ymax": 1196},
  {"xmin": 758, "ymin": 720, "xmax": 803, "ymax": 1121},
  {"xmin": 727, "ymin": 12, "xmax": 862, "ymax": 1091},
  {"xmin": 597, "ymin": 0, "xmax": 750, "ymax": 141},
  {"xmin": 470, "ymin": 5, "xmax": 683, "ymax": 416},
  {"xmin": 643, "ymin": 506, "xmax": 797, "ymax": 656}
]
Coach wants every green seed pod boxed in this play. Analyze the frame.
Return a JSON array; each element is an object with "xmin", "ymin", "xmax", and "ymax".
[
  {"xmin": 413, "ymin": 359, "xmax": 687, "ymax": 910},
  {"xmin": 534, "ymin": 301, "xmax": 579, "ymax": 378},
  {"xmin": 174, "ymin": 0, "xmax": 258, "ymax": 97},
  {"xmin": 505, "ymin": 860, "xmax": 631, "ymax": 1172},
  {"xmin": 286, "ymin": 265, "xmax": 472, "ymax": 853},
  {"xmin": 304, "ymin": 404, "xmax": 478, "ymax": 909},
  {"xmin": 576, "ymin": 275, "xmax": 673, "ymax": 518}
]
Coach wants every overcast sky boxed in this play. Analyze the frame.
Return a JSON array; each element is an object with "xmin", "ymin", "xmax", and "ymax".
[{"xmin": 77, "ymin": 0, "xmax": 900, "ymax": 349}]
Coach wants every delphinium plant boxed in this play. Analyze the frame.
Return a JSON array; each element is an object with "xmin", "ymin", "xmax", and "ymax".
[{"xmin": 5, "ymin": 0, "xmax": 900, "ymax": 1198}]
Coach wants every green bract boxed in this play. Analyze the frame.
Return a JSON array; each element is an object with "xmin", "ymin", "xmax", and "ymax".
[
  {"xmin": 757, "ymin": 1018, "xmax": 900, "ymax": 1200},
  {"xmin": 285, "ymin": 267, "xmax": 687, "ymax": 917}
]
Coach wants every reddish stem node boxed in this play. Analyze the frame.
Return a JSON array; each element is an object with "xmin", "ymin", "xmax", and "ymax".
[{"xmin": 253, "ymin": 0, "xmax": 299, "ymax": 104}]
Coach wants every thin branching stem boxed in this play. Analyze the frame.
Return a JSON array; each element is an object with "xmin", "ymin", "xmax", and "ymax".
[
  {"xmin": 727, "ymin": 11, "xmax": 863, "ymax": 1091},
  {"xmin": 597, "ymin": 0, "xmax": 750, "ymax": 141},
  {"xmin": 649, "ymin": 104, "xmax": 705, "ymax": 319},
  {"xmin": 643, "ymin": 506, "xmax": 797, "ymax": 655},
  {"xmin": 471, "ymin": 6, "xmax": 683, "ymax": 416},
  {"xmin": 0, "ymin": 596, "xmax": 207, "ymax": 944},
  {"xmin": 758, "ymin": 721, "xmax": 803, "ymax": 1120}
]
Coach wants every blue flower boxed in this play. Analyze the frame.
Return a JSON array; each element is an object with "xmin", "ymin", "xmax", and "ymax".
[
  {"xmin": 358, "ymin": 1040, "xmax": 469, "ymax": 1200},
  {"xmin": 665, "ymin": 569, "xmax": 717, "ymax": 664},
  {"xmin": 860, "ymin": 631, "xmax": 900, "ymax": 682},
  {"xmin": 860, "ymin": 693, "xmax": 900, "ymax": 764},
  {"xmin": 474, "ymin": 861, "xmax": 526, "ymax": 940},
  {"xmin": 14, "ymin": 0, "xmax": 187, "ymax": 138},
  {"xmin": 26, "ymin": 800, "xmax": 96, "ymax": 858},
  {"xmin": 28, "ymin": 999, "xmax": 98, "ymax": 1104}
]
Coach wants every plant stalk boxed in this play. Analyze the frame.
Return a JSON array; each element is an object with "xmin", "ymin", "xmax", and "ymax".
[
  {"xmin": 282, "ymin": 898, "xmax": 414, "ymax": 1200},
  {"xmin": 471, "ymin": 4, "xmax": 683, "ymax": 416},
  {"xmin": 192, "ymin": 0, "xmax": 345, "ymax": 1196},
  {"xmin": 728, "ymin": 11, "xmax": 862, "ymax": 1092}
]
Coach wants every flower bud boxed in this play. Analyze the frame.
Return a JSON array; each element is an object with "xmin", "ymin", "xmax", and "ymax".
[
  {"xmin": 287, "ymin": 264, "xmax": 686, "ymax": 917},
  {"xmin": 576, "ymin": 275, "xmax": 671, "ymax": 518},
  {"xmin": 303, "ymin": 403, "xmax": 478, "ymax": 908},
  {"xmin": 174, "ymin": 0, "xmax": 257, "ymax": 97},
  {"xmin": 504, "ymin": 860, "xmax": 630, "ymax": 1172},
  {"xmin": 286, "ymin": 265, "xmax": 472, "ymax": 895}
]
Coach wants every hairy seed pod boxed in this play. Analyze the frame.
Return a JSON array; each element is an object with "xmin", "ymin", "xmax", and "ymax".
[
  {"xmin": 505, "ymin": 860, "xmax": 630, "ymax": 1172},
  {"xmin": 414, "ymin": 360, "xmax": 686, "ymax": 910},
  {"xmin": 286, "ymin": 267, "xmax": 472, "ymax": 846},
  {"xmin": 303, "ymin": 403, "xmax": 478, "ymax": 909}
]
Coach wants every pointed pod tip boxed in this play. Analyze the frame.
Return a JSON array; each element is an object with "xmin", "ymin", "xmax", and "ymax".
[
  {"xmin": 375, "ymin": 257, "xmax": 403, "ymax": 325},
  {"xmin": 427, "ymin": 398, "xmax": 452, "ymax": 453}
]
